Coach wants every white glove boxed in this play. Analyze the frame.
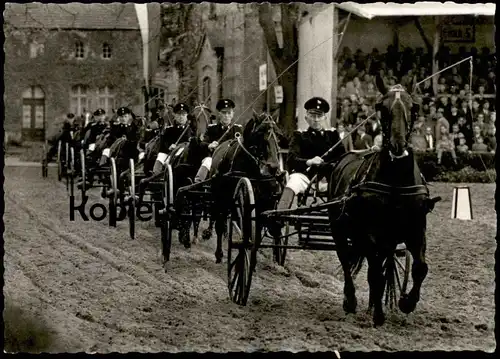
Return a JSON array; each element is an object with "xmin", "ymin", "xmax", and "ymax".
[
  {"xmin": 138, "ymin": 152, "xmax": 145, "ymax": 161},
  {"xmin": 88, "ymin": 143, "xmax": 96, "ymax": 152},
  {"xmin": 168, "ymin": 144, "xmax": 177, "ymax": 151},
  {"xmin": 208, "ymin": 141, "xmax": 219, "ymax": 150},
  {"xmin": 307, "ymin": 156, "xmax": 324, "ymax": 166}
]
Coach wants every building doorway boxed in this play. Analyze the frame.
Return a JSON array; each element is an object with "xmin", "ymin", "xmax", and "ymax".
[{"xmin": 22, "ymin": 85, "xmax": 45, "ymax": 141}]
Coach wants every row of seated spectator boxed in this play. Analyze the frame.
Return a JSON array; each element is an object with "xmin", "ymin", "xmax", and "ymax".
[
  {"xmin": 338, "ymin": 44, "xmax": 495, "ymax": 95},
  {"xmin": 336, "ymin": 109, "xmax": 495, "ymax": 165},
  {"xmin": 334, "ymin": 44, "xmax": 496, "ymax": 163}
]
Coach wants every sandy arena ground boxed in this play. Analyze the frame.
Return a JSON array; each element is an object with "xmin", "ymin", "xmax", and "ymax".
[{"xmin": 3, "ymin": 166, "xmax": 496, "ymax": 353}]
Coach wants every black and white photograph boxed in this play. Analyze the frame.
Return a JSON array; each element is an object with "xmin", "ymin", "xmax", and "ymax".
[{"xmin": 3, "ymin": 1, "xmax": 496, "ymax": 353}]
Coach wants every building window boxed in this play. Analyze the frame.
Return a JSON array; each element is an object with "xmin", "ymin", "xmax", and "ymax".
[
  {"xmin": 75, "ymin": 41, "xmax": 85, "ymax": 58},
  {"xmin": 96, "ymin": 86, "xmax": 115, "ymax": 115},
  {"xmin": 202, "ymin": 77, "xmax": 212, "ymax": 108},
  {"xmin": 149, "ymin": 87, "xmax": 166, "ymax": 108},
  {"xmin": 70, "ymin": 85, "xmax": 90, "ymax": 115},
  {"xmin": 22, "ymin": 86, "xmax": 45, "ymax": 141},
  {"xmin": 29, "ymin": 41, "xmax": 45, "ymax": 58},
  {"xmin": 102, "ymin": 42, "xmax": 112, "ymax": 59}
]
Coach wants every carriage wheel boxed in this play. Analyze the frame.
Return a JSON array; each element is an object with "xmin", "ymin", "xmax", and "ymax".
[
  {"xmin": 381, "ymin": 249, "xmax": 411, "ymax": 310},
  {"xmin": 80, "ymin": 149, "xmax": 86, "ymax": 195},
  {"xmin": 64, "ymin": 142, "xmax": 72, "ymax": 192},
  {"xmin": 128, "ymin": 158, "xmax": 136, "ymax": 239},
  {"xmin": 41, "ymin": 140, "xmax": 49, "ymax": 178},
  {"xmin": 108, "ymin": 158, "xmax": 118, "ymax": 227},
  {"xmin": 57, "ymin": 141, "xmax": 63, "ymax": 181},
  {"xmin": 273, "ymin": 222, "xmax": 289, "ymax": 266},
  {"xmin": 160, "ymin": 163, "xmax": 174, "ymax": 270},
  {"xmin": 68, "ymin": 146, "xmax": 75, "ymax": 197},
  {"xmin": 227, "ymin": 177, "xmax": 257, "ymax": 306}
]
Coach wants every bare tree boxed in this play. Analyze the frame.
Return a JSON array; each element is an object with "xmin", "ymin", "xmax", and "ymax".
[{"xmin": 258, "ymin": 3, "xmax": 299, "ymax": 138}]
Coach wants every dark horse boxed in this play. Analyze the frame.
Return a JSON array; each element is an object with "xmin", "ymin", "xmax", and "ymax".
[
  {"xmin": 203, "ymin": 112, "xmax": 284, "ymax": 263},
  {"xmin": 137, "ymin": 104, "xmax": 213, "ymax": 242},
  {"xmin": 327, "ymin": 77, "xmax": 441, "ymax": 326}
]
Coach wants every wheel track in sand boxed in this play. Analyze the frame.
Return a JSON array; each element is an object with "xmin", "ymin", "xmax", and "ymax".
[{"xmin": 5, "ymin": 192, "xmax": 195, "ymax": 348}]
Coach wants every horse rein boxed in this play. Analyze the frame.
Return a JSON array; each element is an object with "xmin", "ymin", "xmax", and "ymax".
[
  {"xmin": 172, "ymin": 105, "xmax": 210, "ymax": 148},
  {"xmin": 234, "ymin": 114, "xmax": 281, "ymax": 170},
  {"xmin": 385, "ymin": 85, "xmax": 413, "ymax": 161}
]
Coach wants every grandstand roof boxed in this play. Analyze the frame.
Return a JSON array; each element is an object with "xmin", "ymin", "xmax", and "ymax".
[
  {"xmin": 335, "ymin": 2, "xmax": 496, "ymax": 19},
  {"xmin": 4, "ymin": 3, "xmax": 140, "ymax": 30}
]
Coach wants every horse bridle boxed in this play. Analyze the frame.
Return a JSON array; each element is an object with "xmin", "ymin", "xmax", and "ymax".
[
  {"xmin": 235, "ymin": 113, "xmax": 281, "ymax": 170},
  {"xmin": 383, "ymin": 85, "xmax": 413, "ymax": 161}
]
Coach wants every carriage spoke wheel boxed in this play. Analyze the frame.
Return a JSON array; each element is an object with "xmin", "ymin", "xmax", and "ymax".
[
  {"xmin": 64, "ymin": 142, "xmax": 71, "ymax": 192},
  {"xmin": 57, "ymin": 141, "xmax": 63, "ymax": 182},
  {"xmin": 128, "ymin": 159, "xmax": 136, "ymax": 239},
  {"xmin": 80, "ymin": 149, "xmax": 86, "ymax": 196},
  {"xmin": 273, "ymin": 222, "xmax": 289, "ymax": 266},
  {"xmin": 160, "ymin": 163, "xmax": 174, "ymax": 271},
  {"xmin": 42, "ymin": 140, "xmax": 49, "ymax": 178},
  {"xmin": 228, "ymin": 177, "xmax": 257, "ymax": 306},
  {"xmin": 68, "ymin": 146, "xmax": 75, "ymax": 197},
  {"xmin": 381, "ymin": 249, "xmax": 411, "ymax": 310},
  {"xmin": 108, "ymin": 158, "xmax": 118, "ymax": 227}
]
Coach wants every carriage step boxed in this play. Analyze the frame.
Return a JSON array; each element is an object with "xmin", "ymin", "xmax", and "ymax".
[
  {"xmin": 282, "ymin": 214, "xmax": 330, "ymax": 222},
  {"xmin": 299, "ymin": 234, "xmax": 334, "ymax": 242},
  {"xmin": 299, "ymin": 230, "xmax": 333, "ymax": 238}
]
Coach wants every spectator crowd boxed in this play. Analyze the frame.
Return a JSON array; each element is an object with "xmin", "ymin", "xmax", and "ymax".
[{"xmin": 334, "ymin": 44, "xmax": 496, "ymax": 163}]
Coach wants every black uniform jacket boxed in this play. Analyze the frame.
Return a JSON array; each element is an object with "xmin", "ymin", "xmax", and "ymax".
[
  {"xmin": 83, "ymin": 122, "xmax": 108, "ymax": 147},
  {"xmin": 287, "ymin": 127, "xmax": 346, "ymax": 178},
  {"xmin": 158, "ymin": 124, "xmax": 194, "ymax": 154},
  {"xmin": 199, "ymin": 123, "xmax": 242, "ymax": 154}
]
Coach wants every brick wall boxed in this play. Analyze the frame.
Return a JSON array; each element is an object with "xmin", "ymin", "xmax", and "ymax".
[{"xmin": 4, "ymin": 29, "xmax": 144, "ymax": 141}]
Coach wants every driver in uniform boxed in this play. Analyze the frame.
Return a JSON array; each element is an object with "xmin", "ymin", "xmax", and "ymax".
[
  {"xmin": 193, "ymin": 98, "xmax": 242, "ymax": 183},
  {"xmin": 83, "ymin": 108, "xmax": 108, "ymax": 152},
  {"xmin": 46, "ymin": 113, "xmax": 76, "ymax": 162},
  {"xmin": 275, "ymin": 97, "xmax": 346, "ymax": 210},
  {"xmin": 151, "ymin": 102, "xmax": 194, "ymax": 175}
]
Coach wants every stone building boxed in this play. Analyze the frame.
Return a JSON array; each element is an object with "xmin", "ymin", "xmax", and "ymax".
[
  {"xmin": 4, "ymin": 3, "xmax": 161, "ymax": 141},
  {"xmin": 152, "ymin": 3, "xmax": 277, "ymax": 126}
]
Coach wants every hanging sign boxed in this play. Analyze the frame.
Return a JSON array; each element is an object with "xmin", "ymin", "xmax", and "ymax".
[
  {"xmin": 259, "ymin": 64, "xmax": 267, "ymax": 91},
  {"xmin": 274, "ymin": 85, "xmax": 283, "ymax": 104},
  {"xmin": 441, "ymin": 16, "xmax": 476, "ymax": 43}
]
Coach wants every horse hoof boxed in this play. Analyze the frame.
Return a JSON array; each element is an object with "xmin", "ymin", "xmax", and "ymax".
[
  {"xmin": 191, "ymin": 237, "xmax": 199, "ymax": 245},
  {"xmin": 373, "ymin": 312, "xmax": 386, "ymax": 327},
  {"xmin": 343, "ymin": 298, "xmax": 357, "ymax": 314},
  {"xmin": 215, "ymin": 257, "xmax": 222, "ymax": 264},
  {"xmin": 202, "ymin": 229, "xmax": 212, "ymax": 241},
  {"xmin": 398, "ymin": 294, "xmax": 417, "ymax": 314}
]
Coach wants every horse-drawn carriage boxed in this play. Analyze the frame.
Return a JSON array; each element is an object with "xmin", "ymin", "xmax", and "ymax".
[
  {"xmin": 156, "ymin": 81, "xmax": 441, "ymax": 327},
  {"xmin": 41, "ymin": 77, "xmax": 441, "ymax": 327}
]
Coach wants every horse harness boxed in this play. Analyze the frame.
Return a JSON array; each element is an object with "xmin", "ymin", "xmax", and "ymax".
[{"xmin": 233, "ymin": 114, "xmax": 280, "ymax": 170}]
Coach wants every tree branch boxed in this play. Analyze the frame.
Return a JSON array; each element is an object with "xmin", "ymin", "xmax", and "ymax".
[
  {"xmin": 258, "ymin": 3, "xmax": 280, "ymax": 56},
  {"xmin": 280, "ymin": 4, "xmax": 299, "ymax": 61},
  {"xmin": 414, "ymin": 17, "xmax": 433, "ymax": 54}
]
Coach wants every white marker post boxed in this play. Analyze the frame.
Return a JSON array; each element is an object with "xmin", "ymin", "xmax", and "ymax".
[{"xmin": 451, "ymin": 186, "xmax": 473, "ymax": 220}]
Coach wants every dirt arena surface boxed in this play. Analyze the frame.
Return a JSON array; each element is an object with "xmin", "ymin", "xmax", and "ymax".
[{"xmin": 3, "ymin": 166, "xmax": 495, "ymax": 353}]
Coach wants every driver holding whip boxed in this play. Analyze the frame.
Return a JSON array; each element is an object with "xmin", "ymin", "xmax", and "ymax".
[
  {"xmin": 152, "ymin": 102, "xmax": 193, "ymax": 175},
  {"xmin": 275, "ymin": 97, "xmax": 346, "ymax": 211},
  {"xmin": 193, "ymin": 99, "xmax": 242, "ymax": 183}
]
